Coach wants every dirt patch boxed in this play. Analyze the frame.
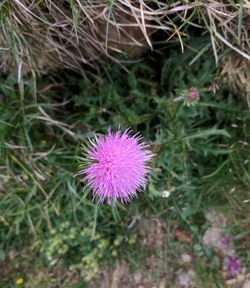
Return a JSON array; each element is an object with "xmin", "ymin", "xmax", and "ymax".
[{"xmin": 89, "ymin": 218, "xmax": 167, "ymax": 288}]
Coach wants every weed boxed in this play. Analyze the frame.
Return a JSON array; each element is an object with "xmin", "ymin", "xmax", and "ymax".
[{"xmin": 0, "ymin": 40, "xmax": 249, "ymax": 286}]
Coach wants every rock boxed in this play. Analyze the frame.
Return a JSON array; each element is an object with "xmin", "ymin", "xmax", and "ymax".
[
  {"xmin": 181, "ymin": 254, "xmax": 192, "ymax": 263},
  {"xmin": 202, "ymin": 227, "xmax": 235, "ymax": 256},
  {"xmin": 205, "ymin": 209, "xmax": 227, "ymax": 228},
  {"xmin": 243, "ymin": 280, "xmax": 250, "ymax": 288},
  {"xmin": 134, "ymin": 272, "xmax": 142, "ymax": 284},
  {"xmin": 159, "ymin": 279, "xmax": 166, "ymax": 288},
  {"xmin": 176, "ymin": 269, "xmax": 196, "ymax": 287},
  {"xmin": 225, "ymin": 278, "xmax": 238, "ymax": 286}
]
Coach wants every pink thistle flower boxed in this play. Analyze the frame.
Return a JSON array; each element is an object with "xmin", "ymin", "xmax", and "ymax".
[
  {"xmin": 221, "ymin": 234, "xmax": 234, "ymax": 246},
  {"xmin": 174, "ymin": 87, "xmax": 200, "ymax": 106},
  {"xmin": 184, "ymin": 87, "xmax": 199, "ymax": 106},
  {"xmin": 79, "ymin": 128, "xmax": 153, "ymax": 204},
  {"xmin": 224, "ymin": 256, "xmax": 241, "ymax": 277}
]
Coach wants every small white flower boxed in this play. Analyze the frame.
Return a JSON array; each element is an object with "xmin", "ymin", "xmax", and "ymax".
[{"xmin": 162, "ymin": 190, "xmax": 171, "ymax": 198}]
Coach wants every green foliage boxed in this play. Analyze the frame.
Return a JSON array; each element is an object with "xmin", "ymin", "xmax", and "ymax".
[
  {"xmin": 0, "ymin": 40, "xmax": 249, "ymax": 286},
  {"xmin": 38, "ymin": 220, "xmax": 107, "ymax": 279},
  {"xmin": 35, "ymin": 219, "xmax": 137, "ymax": 280}
]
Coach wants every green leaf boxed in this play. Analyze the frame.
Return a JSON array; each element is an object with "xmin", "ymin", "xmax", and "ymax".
[{"xmin": 183, "ymin": 128, "xmax": 231, "ymax": 140}]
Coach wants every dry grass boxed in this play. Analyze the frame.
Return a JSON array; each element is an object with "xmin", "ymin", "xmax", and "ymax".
[
  {"xmin": 220, "ymin": 53, "xmax": 250, "ymax": 109},
  {"xmin": 0, "ymin": 0, "xmax": 249, "ymax": 74},
  {"xmin": 200, "ymin": 0, "xmax": 250, "ymax": 63}
]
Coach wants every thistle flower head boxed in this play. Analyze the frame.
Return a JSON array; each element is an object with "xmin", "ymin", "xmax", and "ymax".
[
  {"xmin": 224, "ymin": 256, "xmax": 241, "ymax": 277},
  {"xmin": 221, "ymin": 234, "xmax": 234, "ymax": 246},
  {"xmin": 183, "ymin": 87, "xmax": 200, "ymax": 106},
  {"xmin": 79, "ymin": 128, "xmax": 153, "ymax": 204}
]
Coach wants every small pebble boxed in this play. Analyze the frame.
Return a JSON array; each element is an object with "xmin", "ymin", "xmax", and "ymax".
[
  {"xmin": 243, "ymin": 280, "xmax": 250, "ymax": 288},
  {"xmin": 181, "ymin": 253, "xmax": 192, "ymax": 263}
]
